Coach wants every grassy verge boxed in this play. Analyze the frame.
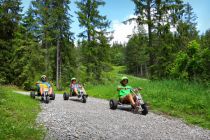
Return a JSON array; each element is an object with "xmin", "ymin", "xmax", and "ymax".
[
  {"xmin": 86, "ymin": 66, "xmax": 210, "ymax": 129},
  {"xmin": 0, "ymin": 86, "xmax": 45, "ymax": 140}
]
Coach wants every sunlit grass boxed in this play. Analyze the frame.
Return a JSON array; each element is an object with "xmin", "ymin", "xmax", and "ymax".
[{"xmin": 0, "ymin": 86, "xmax": 45, "ymax": 140}]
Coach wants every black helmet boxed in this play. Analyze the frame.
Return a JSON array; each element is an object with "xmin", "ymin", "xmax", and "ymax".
[{"xmin": 41, "ymin": 75, "xmax": 47, "ymax": 82}]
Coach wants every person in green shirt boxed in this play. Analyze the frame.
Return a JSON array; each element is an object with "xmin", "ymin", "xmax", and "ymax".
[{"xmin": 117, "ymin": 76, "xmax": 138, "ymax": 108}]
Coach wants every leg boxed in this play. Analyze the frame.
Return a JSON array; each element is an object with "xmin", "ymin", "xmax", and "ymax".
[
  {"xmin": 132, "ymin": 94, "xmax": 137, "ymax": 102},
  {"xmin": 40, "ymin": 86, "xmax": 44, "ymax": 96},
  {"xmin": 49, "ymin": 87, "xmax": 53, "ymax": 95},
  {"xmin": 73, "ymin": 88, "xmax": 78, "ymax": 95},
  {"xmin": 121, "ymin": 94, "xmax": 135, "ymax": 106}
]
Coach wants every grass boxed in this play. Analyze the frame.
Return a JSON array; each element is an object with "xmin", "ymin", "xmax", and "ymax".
[
  {"xmin": 86, "ymin": 66, "xmax": 210, "ymax": 129},
  {"xmin": 0, "ymin": 86, "xmax": 45, "ymax": 140}
]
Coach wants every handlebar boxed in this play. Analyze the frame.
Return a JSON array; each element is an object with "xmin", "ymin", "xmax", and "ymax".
[{"xmin": 118, "ymin": 87, "xmax": 142, "ymax": 91}]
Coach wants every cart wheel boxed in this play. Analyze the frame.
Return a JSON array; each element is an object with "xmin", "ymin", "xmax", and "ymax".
[
  {"xmin": 141, "ymin": 104, "xmax": 148, "ymax": 115},
  {"xmin": 109, "ymin": 99, "xmax": 118, "ymax": 110},
  {"xmin": 63, "ymin": 92, "xmax": 69, "ymax": 100},
  {"xmin": 82, "ymin": 95, "xmax": 87, "ymax": 103},
  {"xmin": 45, "ymin": 96, "xmax": 50, "ymax": 104},
  {"xmin": 50, "ymin": 93, "xmax": 55, "ymax": 100}
]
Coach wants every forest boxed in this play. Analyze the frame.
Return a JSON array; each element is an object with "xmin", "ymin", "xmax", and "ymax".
[{"xmin": 0, "ymin": 0, "xmax": 210, "ymax": 90}]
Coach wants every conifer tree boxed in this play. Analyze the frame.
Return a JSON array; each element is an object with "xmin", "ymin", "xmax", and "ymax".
[{"xmin": 76, "ymin": 0, "xmax": 110, "ymax": 81}]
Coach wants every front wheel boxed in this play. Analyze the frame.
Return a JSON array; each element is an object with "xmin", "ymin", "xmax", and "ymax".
[
  {"xmin": 63, "ymin": 92, "xmax": 69, "ymax": 100},
  {"xmin": 109, "ymin": 99, "xmax": 118, "ymax": 110},
  {"xmin": 82, "ymin": 95, "xmax": 86, "ymax": 103},
  {"xmin": 141, "ymin": 104, "xmax": 148, "ymax": 115},
  {"xmin": 45, "ymin": 96, "xmax": 50, "ymax": 104}
]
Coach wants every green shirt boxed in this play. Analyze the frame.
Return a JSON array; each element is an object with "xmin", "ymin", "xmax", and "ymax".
[{"xmin": 117, "ymin": 85, "xmax": 132, "ymax": 97}]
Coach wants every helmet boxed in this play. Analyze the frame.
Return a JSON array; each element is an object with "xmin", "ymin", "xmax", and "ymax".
[
  {"xmin": 71, "ymin": 77, "xmax": 76, "ymax": 81},
  {"xmin": 41, "ymin": 75, "xmax": 47, "ymax": 82},
  {"xmin": 121, "ymin": 76, "xmax": 128, "ymax": 83}
]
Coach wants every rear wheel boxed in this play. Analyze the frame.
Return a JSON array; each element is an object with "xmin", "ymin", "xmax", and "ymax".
[
  {"xmin": 63, "ymin": 92, "xmax": 69, "ymax": 100},
  {"xmin": 82, "ymin": 95, "xmax": 86, "ymax": 103},
  {"xmin": 141, "ymin": 104, "xmax": 148, "ymax": 115},
  {"xmin": 30, "ymin": 91, "xmax": 35, "ymax": 99},
  {"xmin": 109, "ymin": 99, "xmax": 118, "ymax": 110}
]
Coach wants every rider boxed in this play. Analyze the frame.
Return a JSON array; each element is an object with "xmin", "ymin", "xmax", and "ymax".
[
  {"xmin": 36, "ymin": 75, "xmax": 53, "ymax": 96},
  {"xmin": 70, "ymin": 77, "xmax": 87, "ymax": 96},
  {"xmin": 117, "ymin": 76, "xmax": 139, "ymax": 109}
]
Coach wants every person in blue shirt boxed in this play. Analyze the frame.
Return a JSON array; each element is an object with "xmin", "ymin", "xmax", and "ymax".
[{"xmin": 36, "ymin": 75, "xmax": 53, "ymax": 96}]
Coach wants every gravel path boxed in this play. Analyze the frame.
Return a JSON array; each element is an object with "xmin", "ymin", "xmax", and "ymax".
[
  {"xmin": 35, "ymin": 94, "xmax": 210, "ymax": 140},
  {"xmin": 14, "ymin": 91, "xmax": 210, "ymax": 140}
]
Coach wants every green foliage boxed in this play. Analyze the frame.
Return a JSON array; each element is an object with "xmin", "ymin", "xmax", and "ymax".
[
  {"xmin": 0, "ymin": 0, "xmax": 76, "ymax": 89},
  {"xmin": 0, "ymin": 0, "xmax": 22, "ymax": 84},
  {"xmin": 131, "ymin": 0, "xmax": 184, "ymax": 76},
  {"xmin": 75, "ymin": 0, "xmax": 110, "ymax": 41},
  {"xmin": 12, "ymin": 25, "xmax": 45, "ymax": 88},
  {"xmin": 0, "ymin": 0, "xmax": 209, "ymax": 87},
  {"xmin": 76, "ymin": 0, "xmax": 111, "ymax": 82},
  {"xmin": 168, "ymin": 40, "xmax": 209, "ymax": 82},
  {"xmin": 125, "ymin": 34, "xmax": 148, "ymax": 77},
  {"xmin": 0, "ymin": 86, "xmax": 45, "ymax": 139},
  {"xmin": 110, "ymin": 43, "xmax": 125, "ymax": 66}
]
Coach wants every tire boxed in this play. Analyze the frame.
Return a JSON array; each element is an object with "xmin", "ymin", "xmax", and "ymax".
[
  {"xmin": 45, "ymin": 96, "xmax": 50, "ymax": 104},
  {"xmin": 50, "ymin": 93, "xmax": 55, "ymax": 100},
  {"xmin": 30, "ymin": 91, "xmax": 35, "ymax": 99},
  {"xmin": 63, "ymin": 92, "xmax": 69, "ymax": 100},
  {"xmin": 109, "ymin": 99, "xmax": 118, "ymax": 110},
  {"xmin": 82, "ymin": 95, "xmax": 86, "ymax": 103},
  {"xmin": 141, "ymin": 104, "xmax": 148, "ymax": 115}
]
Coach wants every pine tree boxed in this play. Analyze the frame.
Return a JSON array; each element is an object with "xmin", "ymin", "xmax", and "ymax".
[
  {"xmin": 125, "ymin": 33, "xmax": 148, "ymax": 77},
  {"xmin": 110, "ymin": 43, "xmax": 125, "ymax": 66},
  {"xmin": 50, "ymin": 0, "xmax": 74, "ymax": 89},
  {"xmin": 0, "ymin": 0, "xmax": 22, "ymax": 84},
  {"xmin": 175, "ymin": 2, "xmax": 198, "ymax": 51},
  {"xmin": 76, "ymin": 0, "xmax": 110, "ymax": 81},
  {"xmin": 12, "ymin": 24, "xmax": 44, "ymax": 88},
  {"xmin": 131, "ymin": 0, "xmax": 184, "ymax": 78},
  {"xmin": 29, "ymin": 0, "xmax": 74, "ymax": 89}
]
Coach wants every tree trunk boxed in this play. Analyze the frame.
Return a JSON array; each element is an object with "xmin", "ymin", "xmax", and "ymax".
[
  {"xmin": 141, "ymin": 64, "xmax": 143, "ymax": 76},
  {"xmin": 44, "ymin": 33, "xmax": 48, "ymax": 74},
  {"xmin": 56, "ymin": 39, "xmax": 60, "ymax": 89},
  {"xmin": 59, "ymin": 53, "xmax": 62, "ymax": 89},
  {"xmin": 147, "ymin": 0, "xmax": 154, "ymax": 77},
  {"xmin": 145, "ymin": 63, "xmax": 149, "ymax": 78}
]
